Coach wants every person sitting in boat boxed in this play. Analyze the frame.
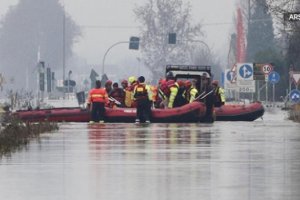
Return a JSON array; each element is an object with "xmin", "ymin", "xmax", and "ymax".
[
  {"xmin": 212, "ymin": 80, "xmax": 225, "ymax": 107},
  {"xmin": 105, "ymin": 80, "xmax": 113, "ymax": 96},
  {"xmin": 121, "ymin": 79, "xmax": 131, "ymax": 107},
  {"xmin": 109, "ymin": 82, "xmax": 125, "ymax": 108},
  {"xmin": 133, "ymin": 76, "xmax": 152, "ymax": 123},
  {"xmin": 121, "ymin": 79, "xmax": 128, "ymax": 90},
  {"xmin": 184, "ymin": 80, "xmax": 198, "ymax": 103},
  {"xmin": 87, "ymin": 80, "xmax": 109, "ymax": 123}
]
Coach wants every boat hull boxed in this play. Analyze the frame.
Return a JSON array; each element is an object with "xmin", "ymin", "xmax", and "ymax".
[
  {"xmin": 13, "ymin": 102, "xmax": 207, "ymax": 123},
  {"xmin": 215, "ymin": 102, "xmax": 265, "ymax": 121}
]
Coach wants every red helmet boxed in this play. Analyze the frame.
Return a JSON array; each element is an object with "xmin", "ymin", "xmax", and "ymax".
[
  {"xmin": 159, "ymin": 78, "xmax": 166, "ymax": 84},
  {"xmin": 185, "ymin": 80, "xmax": 192, "ymax": 88},
  {"xmin": 177, "ymin": 80, "xmax": 185, "ymax": 87},
  {"xmin": 105, "ymin": 80, "xmax": 112, "ymax": 86},
  {"xmin": 121, "ymin": 79, "xmax": 128, "ymax": 85},
  {"xmin": 166, "ymin": 79, "xmax": 175, "ymax": 87},
  {"xmin": 212, "ymin": 80, "xmax": 219, "ymax": 86}
]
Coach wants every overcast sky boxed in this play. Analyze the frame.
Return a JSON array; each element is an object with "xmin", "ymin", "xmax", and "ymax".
[{"xmin": 0, "ymin": 0, "xmax": 238, "ymax": 68}]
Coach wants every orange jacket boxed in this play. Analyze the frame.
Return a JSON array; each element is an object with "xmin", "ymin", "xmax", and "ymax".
[{"xmin": 88, "ymin": 88, "xmax": 108, "ymax": 104}]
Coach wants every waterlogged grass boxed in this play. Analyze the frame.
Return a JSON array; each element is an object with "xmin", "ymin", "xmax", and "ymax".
[
  {"xmin": 0, "ymin": 117, "xmax": 58, "ymax": 157},
  {"xmin": 289, "ymin": 103, "xmax": 300, "ymax": 123}
]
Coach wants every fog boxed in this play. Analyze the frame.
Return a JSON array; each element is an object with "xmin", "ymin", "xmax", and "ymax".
[{"xmin": 0, "ymin": 0, "xmax": 236, "ymax": 93}]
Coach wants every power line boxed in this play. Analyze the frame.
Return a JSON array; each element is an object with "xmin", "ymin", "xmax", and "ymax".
[
  {"xmin": 79, "ymin": 18, "xmax": 273, "ymax": 30},
  {"xmin": 79, "ymin": 25, "xmax": 138, "ymax": 29}
]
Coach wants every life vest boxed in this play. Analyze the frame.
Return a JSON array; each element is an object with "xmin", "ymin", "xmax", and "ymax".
[
  {"xmin": 214, "ymin": 86, "xmax": 225, "ymax": 104},
  {"xmin": 134, "ymin": 83, "xmax": 149, "ymax": 100},
  {"xmin": 88, "ymin": 88, "xmax": 108, "ymax": 103},
  {"xmin": 150, "ymin": 85, "xmax": 157, "ymax": 102},
  {"xmin": 124, "ymin": 82, "xmax": 138, "ymax": 107},
  {"xmin": 160, "ymin": 82, "xmax": 170, "ymax": 97},
  {"xmin": 185, "ymin": 87, "xmax": 198, "ymax": 103},
  {"xmin": 128, "ymin": 81, "xmax": 137, "ymax": 91},
  {"xmin": 124, "ymin": 89, "xmax": 133, "ymax": 107},
  {"xmin": 167, "ymin": 81, "xmax": 179, "ymax": 108}
]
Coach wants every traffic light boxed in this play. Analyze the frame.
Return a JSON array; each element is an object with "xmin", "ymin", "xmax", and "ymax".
[
  {"xmin": 129, "ymin": 36, "xmax": 140, "ymax": 50},
  {"xmin": 168, "ymin": 33, "xmax": 176, "ymax": 44},
  {"xmin": 253, "ymin": 63, "xmax": 266, "ymax": 80}
]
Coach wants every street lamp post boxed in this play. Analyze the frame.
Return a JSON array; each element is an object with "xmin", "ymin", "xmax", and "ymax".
[
  {"xmin": 102, "ymin": 37, "xmax": 140, "ymax": 75},
  {"xmin": 102, "ymin": 41, "xmax": 129, "ymax": 75}
]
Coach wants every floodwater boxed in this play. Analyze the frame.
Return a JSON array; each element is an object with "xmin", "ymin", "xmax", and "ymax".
[{"xmin": 1, "ymin": 109, "xmax": 300, "ymax": 200}]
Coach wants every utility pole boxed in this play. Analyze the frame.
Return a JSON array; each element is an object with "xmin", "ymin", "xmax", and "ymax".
[
  {"xmin": 63, "ymin": 12, "xmax": 65, "ymax": 83},
  {"xmin": 62, "ymin": 1, "xmax": 66, "ymax": 98}
]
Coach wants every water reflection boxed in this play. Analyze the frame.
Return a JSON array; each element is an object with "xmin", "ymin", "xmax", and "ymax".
[
  {"xmin": 87, "ymin": 123, "xmax": 214, "ymax": 200},
  {"xmin": 88, "ymin": 123, "xmax": 213, "ymax": 161}
]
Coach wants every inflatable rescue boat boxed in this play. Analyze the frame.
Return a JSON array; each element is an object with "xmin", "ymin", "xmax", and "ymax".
[
  {"xmin": 215, "ymin": 102, "xmax": 264, "ymax": 121},
  {"xmin": 13, "ymin": 101, "xmax": 207, "ymax": 123}
]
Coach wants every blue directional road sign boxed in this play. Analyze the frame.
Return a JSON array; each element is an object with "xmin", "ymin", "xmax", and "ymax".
[
  {"xmin": 239, "ymin": 64, "xmax": 253, "ymax": 79},
  {"xmin": 268, "ymin": 71, "xmax": 280, "ymax": 84},
  {"xmin": 290, "ymin": 89, "xmax": 300, "ymax": 103},
  {"xmin": 226, "ymin": 70, "xmax": 236, "ymax": 82}
]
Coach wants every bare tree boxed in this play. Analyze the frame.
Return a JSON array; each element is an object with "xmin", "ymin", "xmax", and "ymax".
[{"xmin": 134, "ymin": 0, "xmax": 207, "ymax": 80}]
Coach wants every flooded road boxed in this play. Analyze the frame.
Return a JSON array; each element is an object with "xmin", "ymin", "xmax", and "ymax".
[{"xmin": 1, "ymin": 109, "xmax": 300, "ymax": 200}]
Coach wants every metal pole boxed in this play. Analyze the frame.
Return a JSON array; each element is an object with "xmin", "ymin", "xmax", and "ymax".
[
  {"xmin": 37, "ymin": 70, "xmax": 40, "ymax": 107},
  {"xmin": 102, "ymin": 41, "xmax": 129, "ymax": 75},
  {"xmin": 68, "ymin": 73, "xmax": 70, "ymax": 95},
  {"xmin": 272, "ymin": 83, "xmax": 275, "ymax": 103},
  {"xmin": 266, "ymin": 82, "xmax": 268, "ymax": 103},
  {"xmin": 62, "ymin": 5, "xmax": 65, "ymax": 84},
  {"xmin": 257, "ymin": 80, "xmax": 260, "ymax": 101}
]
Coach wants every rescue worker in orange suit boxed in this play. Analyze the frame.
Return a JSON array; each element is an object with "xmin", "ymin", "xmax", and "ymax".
[
  {"xmin": 185, "ymin": 80, "xmax": 198, "ymax": 103},
  {"xmin": 87, "ymin": 80, "xmax": 109, "ymax": 123},
  {"xmin": 110, "ymin": 82, "xmax": 125, "ymax": 107},
  {"xmin": 212, "ymin": 80, "xmax": 225, "ymax": 107},
  {"xmin": 133, "ymin": 76, "xmax": 152, "ymax": 123}
]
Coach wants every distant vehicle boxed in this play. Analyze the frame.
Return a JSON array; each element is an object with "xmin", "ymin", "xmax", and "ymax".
[{"xmin": 165, "ymin": 64, "xmax": 212, "ymax": 91}]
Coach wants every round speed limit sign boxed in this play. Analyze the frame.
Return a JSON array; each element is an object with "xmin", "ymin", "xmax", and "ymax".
[{"xmin": 261, "ymin": 64, "xmax": 273, "ymax": 74}]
